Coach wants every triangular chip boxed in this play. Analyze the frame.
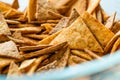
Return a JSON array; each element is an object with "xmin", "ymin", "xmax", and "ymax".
[
  {"xmin": 56, "ymin": 47, "xmax": 70, "ymax": 68},
  {"xmin": 105, "ymin": 12, "xmax": 116, "ymax": 29},
  {"xmin": 38, "ymin": 30, "xmax": 61, "ymax": 44},
  {"xmin": 0, "ymin": 58, "xmax": 14, "ymax": 69},
  {"xmin": 68, "ymin": 0, "xmax": 87, "ymax": 15},
  {"xmin": 96, "ymin": 5, "xmax": 103, "ymax": 23},
  {"xmin": 0, "ymin": 13, "xmax": 11, "ymax": 36},
  {"xmin": 37, "ymin": 60, "xmax": 58, "ymax": 72},
  {"xmin": 0, "ymin": 41, "xmax": 20, "ymax": 59},
  {"xmin": 49, "ymin": 9, "xmax": 79, "ymax": 34},
  {"xmin": 6, "ymin": 61, "xmax": 21, "ymax": 80},
  {"xmin": 82, "ymin": 12, "xmax": 114, "ymax": 48},
  {"xmin": 36, "ymin": 0, "xmax": 63, "ymax": 20},
  {"xmin": 87, "ymin": 0, "xmax": 100, "ymax": 14},
  {"xmin": 28, "ymin": 0, "xmax": 37, "ymax": 22},
  {"xmin": 111, "ymin": 20, "xmax": 120, "ymax": 33},
  {"xmin": 111, "ymin": 38, "xmax": 120, "ymax": 54},
  {"xmin": 19, "ymin": 58, "xmax": 36, "ymax": 73},
  {"xmin": 50, "ymin": 16, "xmax": 103, "ymax": 53},
  {"xmin": 12, "ymin": 0, "xmax": 19, "ymax": 9}
]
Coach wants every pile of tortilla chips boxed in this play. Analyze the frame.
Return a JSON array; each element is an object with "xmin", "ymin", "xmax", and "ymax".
[{"xmin": 0, "ymin": 0, "xmax": 120, "ymax": 79}]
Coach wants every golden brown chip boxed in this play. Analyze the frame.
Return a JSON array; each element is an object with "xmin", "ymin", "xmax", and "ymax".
[
  {"xmin": 49, "ymin": 17, "xmax": 69, "ymax": 34},
  {"xmin": 5, "ymin": 19, "xmax": 20, "ymax": 24},
  {"xmin": 19, "ymin": 44, "xmax": 51, "ymax": 52},
  {"xmin": 0, "ymin": 13, "xmax": 11, "ymax": 36},
  {"xmin": 22, "ymin": 42, "xmax": 67, "ymax": 59},
  {"xmin": 37, "ymin": 60, "xmax": 58, "ymax": 72},
  {"xmin": 12, "ymin": 0, "xmax": 19, "ymax": 9},
  {"xmin": 28, "ymin": 0, "xmax": 37, "ymax": 22},
  {"xmin": 92, "ymin": 10, "xmax": 97, "ymax": 19},
  {"xmin": 82, "ymin": 12, "xmax": 114, "ymax": 48},
  {"xmin": 10, "ymin": 27, "xmax": 42, "ymax": 34},
  {"xmin": 0, "ymin": 58, "xmax": 15, "ymax": 69},
  {"xmin": 39, "ymin": 30, "xmax": 61, "ymax": 44},
  {"xmin": 96, "ymin": 5, "xmax": 103, "ymax": 23},
  {"xmin": 105, "ymin": 12, "xmax": 116, "ymax": 29},
  {"xmin": 111, "ymin": 38, "xmax": 120, "ymax": 54},
  {"xmin": 27, "ymin": 55, "xmax": 48, "ymax": 74},
  {"xmin": 6, "ymin": 61, "xmax": 21, "ymax": 80},
  {"xmin": 36, "ymin": 0, "xmax": 63, "ymax": 20},
  {"xmin": 87, "ymin": 0, "xmax": 100, "ymax": 14},
  {"xmin": 19, "ymin": 58, "xmax": 36, "ymax": 73},
  {"xmin": 111, "ymin": 20, "xmax": 120, "ymax": 33},
  {"xmin": 50, "ymin": 16, "xmax": 103, "ymax": 52},
  {"xmin": 68, "ymin": 0, "xmax": 87, "ymax": 15},
  {"xmin": 0, "ymin": 41, "xmax": 20, "ymax": 59},
  {"xmin": 24, "ymin": 34, "xmax": 49, "ymax": 40},
  {"xmin": 104, "ymin": 31, "xmax": 120, "ymax": 54},
  {"xmin": 71, "ymin": 50, "xmax": 92, "ymax": 60},
  {"xmin": 101, "ymin": 8, "xmax": 109, "ymax": 22},
  {"xmin": 84, "ymin": 48, "xmax": 102, "ymax": 59}
]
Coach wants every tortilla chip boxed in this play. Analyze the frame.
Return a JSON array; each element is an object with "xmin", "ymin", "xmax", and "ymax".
[
  {"xmin": 0, "ymin": 13, "xmax": 11, "ymax": 36},
  {"xmin": 111, "ymin": 20, "xmax": 120, "ymax": 33},
  {"xmin": 111, "ymin": 38, "xmax": 120, "ymax": 54},
  {"xmin": 19, "ymin": 44, "xmax": 51, "ymax": 52},
  {"xmin": 28, "ymin": 0, "xmax": 37, "ymax": 22},
  {"xmin": 0, "ymin": 41, "xmax": 20, "ymax": 59},
  {"xmin": 36, "ymin": 0, "xmax": 63, "ymax": 20},
  {"xmin": 22, "ymin": 42, "xmax": 67, "ymax": 59},
  {"xmin": 105, "ymin": 12, "xmax": 116, "ymax": 29},
  {"xmin": 12, "ymin": 0, "xmax": 19, "ymax": 9},
  {"xmin": 82, "ymin": 12, "xmax": 114, "ymax": 48},
  {"xmin": 87, "ymin": 0, "xmax": 100, "ymax": 14},
  {"xmin": 104, "ymin": 31, "xmax": 120, "ymax": 54},
  {"xmin": 19, "ymin": 58, "xmax": 36, "ymax": 73},
  {"xmin": 39, "ymin": 30, "xmax": 61, "ymax": 44},
  {"xmin": 41, "ymin": 23, "xmax": 53, "ymax": 33},
  {"xmin": 50, "ymin": 16, "xmax": 103, "ymax": 53},
  {"xmin": 68, "ymin": 0, "xmax": 87, "ymax": 15},
  {"xmin": 71, "ymin": 50, "xmax": 92, "ymax": 60}
]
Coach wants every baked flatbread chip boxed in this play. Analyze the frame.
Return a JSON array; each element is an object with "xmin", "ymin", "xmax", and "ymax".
[
  {"xmin": 36, "ymin": 0, "xmax": 63, "ymax": 20},
  {"xmin": 12, "ymin": 0, "xmax": 19, "ymax": 9},
  {"xmin": 28, "ymin": 0, "xmax": 37, "ymax": 22},
  {"xmin": 6, "ymin": 61, "xmax": 21, "ymax": 80},
  {"xmin": 19, "ymin": 58, "xmax": 36, "ymax": 73},
  {"xmin": 105, "ymin": 12, "xmax": 116, "ymax": 29},
  {"xmin": 0, "ymin": 13, "xmax": 11, "ymax": 36},
  {"xmin": 87, "ymin": 0, "xmax": 100, "ymax": 14},
  {"xmin": 111, "ymin": 20, "xmax": 120, "ymax": 33},
  {"xmin": 82, "ymin": 12, "xmax": 114, "ymax": 48},
  {"xmin": 0, "ymin": 58, "xmax": 14, "ymax": 69},
  {"xmin": 68, "ymin": 0, "xmax": 87, "ymax": 15},
  {"xmin": 0, "ymin": 41, "xmax": 20, "ymax": 59},
  {"xmin": 50, "ymin": 16, "xmax": 103, "ymax": 53},
  {"xmin": 39, "ymin": 30, "xmax": 61, "ymax": 44},
  {"xmin": 96, "ymin": 5, "xmax": 103, "ymax": 23},
  {"xmin": 111, "ymin": 38, "xmax": 120, "ymax": 54}
]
